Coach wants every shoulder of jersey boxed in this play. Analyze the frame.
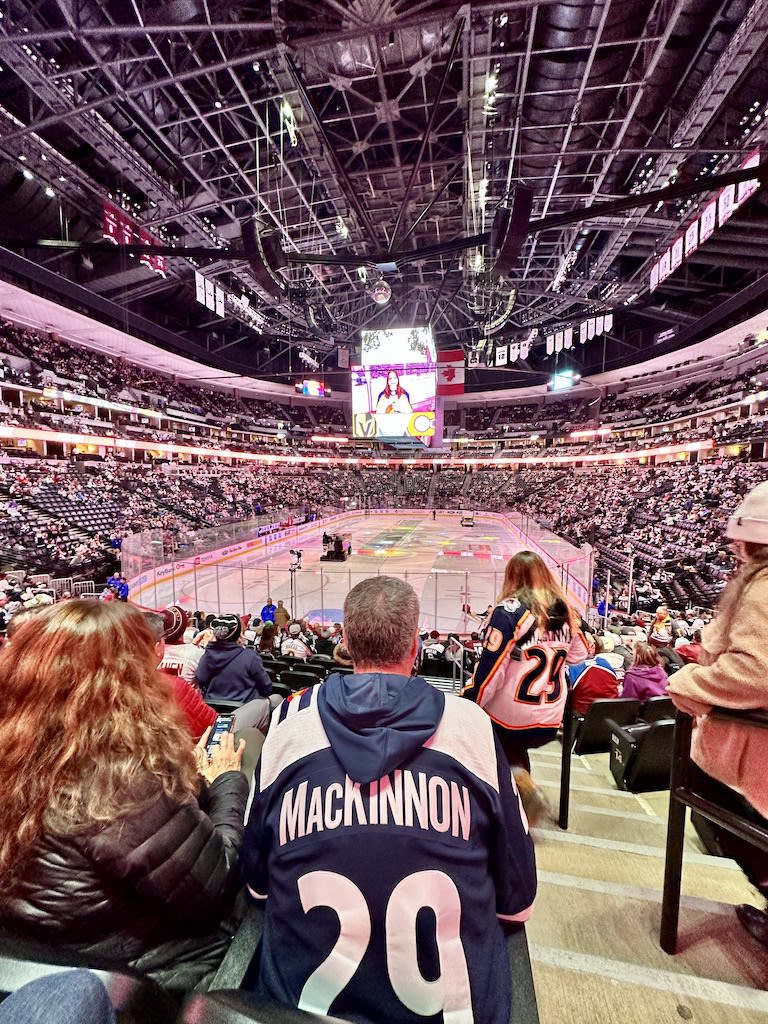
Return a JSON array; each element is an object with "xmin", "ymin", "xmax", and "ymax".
[
  {"xmin": 499, "ymin": 598, "xmax": 523, "ymax": 615},
  {"xmin": 426, "ymin": 694, "xmax": 502, "ymax": 792},
  {"xmin": 261, "ymin": 685, "xmax": 329, "ymax": 790}
]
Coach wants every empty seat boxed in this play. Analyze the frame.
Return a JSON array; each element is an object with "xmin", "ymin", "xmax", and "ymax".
[
  {"xmin": 639, "ymin": 696, "xmax": 675, "ymax": 723},
  {"xmin": 280, "ymin": 669, "xmax": 320, "ymax": 692},
  {"xmin": 206, "ymin": 698, "xmax": 242, "ymax": 716},
  {"xmin": 294, "ymin": 662, "xmax": 328, "ymax": 680},
  {"xmin": 609, "ymin": 719, "xmax": 675, "ymax": 792},
  {"xmin": 571, "ymin": 698, "xmax": 641, "ymax": 755}
]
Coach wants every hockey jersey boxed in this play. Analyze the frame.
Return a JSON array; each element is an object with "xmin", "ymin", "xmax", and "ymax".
[
  {"xmin": 243, "ymin": 672, "xmax": 536, "ymax": 1024},
  {"xmin": 463, "ymin": 598, "xmax": 589, "ymax": 739},
  {"xmin": 159, "ymin": 641, "xmax": 203, "ymax": 684}
]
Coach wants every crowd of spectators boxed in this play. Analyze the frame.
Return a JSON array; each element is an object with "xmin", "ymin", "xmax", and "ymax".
[
  {"xmin": 5, "ymin": 321, "xmax": 768, "ymax": 458},
  {"xmin": 2, "ymin": 451, "xmax": 762, "ymax": 612}
]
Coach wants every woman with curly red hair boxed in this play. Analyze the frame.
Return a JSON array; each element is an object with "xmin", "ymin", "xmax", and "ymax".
[{"xmin": 0, "ymin": 600, "xmax": 248, "ymax": 991}]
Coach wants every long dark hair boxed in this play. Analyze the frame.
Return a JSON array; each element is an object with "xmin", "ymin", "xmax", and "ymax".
[
  {"xmin": 498, "ymin": 550, "xmax": 576, "ymax": 633},
  {"xmin": 259, "ymin": 622, "xmax": 277, "ymax": 651}
]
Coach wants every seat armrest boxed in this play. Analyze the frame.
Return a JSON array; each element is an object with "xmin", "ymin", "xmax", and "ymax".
[
  {"xmin": 606, "ymin": 719, "xmax": 648, "ymax": 744},
  {"xmin": 181, "ymin": 991, "xmax": 347, "ymax": 1024}
]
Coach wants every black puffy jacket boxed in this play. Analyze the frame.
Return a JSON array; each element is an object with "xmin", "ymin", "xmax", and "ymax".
[{"xmin": 1, "ymin": 769, "xmax": 249, "ymax": 989}]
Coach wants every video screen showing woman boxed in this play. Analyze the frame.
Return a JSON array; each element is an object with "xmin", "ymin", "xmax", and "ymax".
[{"xmin": 374, "ymin": 369, "xmax": 413, "ymax": 415}]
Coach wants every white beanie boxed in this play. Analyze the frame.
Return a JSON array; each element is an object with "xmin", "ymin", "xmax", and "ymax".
[{"xmin": 726, "ymin": 482, "xmax": 768, "ymax": 544}]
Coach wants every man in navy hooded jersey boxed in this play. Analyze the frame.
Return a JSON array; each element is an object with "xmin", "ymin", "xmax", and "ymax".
[{"xmin": 243, "ymin": 576, "xmax": 536, "ymax": 1024}]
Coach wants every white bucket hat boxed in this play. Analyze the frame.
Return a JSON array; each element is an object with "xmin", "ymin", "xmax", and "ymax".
[{"xmin": 726, "ymin": 482, "xmax": 768, "ymax": 544}]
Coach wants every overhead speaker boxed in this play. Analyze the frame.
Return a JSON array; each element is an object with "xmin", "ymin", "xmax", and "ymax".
[
  {"xmin": 490, "ymin": 185, "xmax": 534, "ymax": 277},
  {"xmin": 241, "ymin": 221, "xmax": 288, "ymax": 300}
]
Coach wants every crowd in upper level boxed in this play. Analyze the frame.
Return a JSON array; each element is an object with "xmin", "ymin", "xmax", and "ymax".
[{"xmin": 4, "ymin": 321, "xmax": 768, "ymax": 454}]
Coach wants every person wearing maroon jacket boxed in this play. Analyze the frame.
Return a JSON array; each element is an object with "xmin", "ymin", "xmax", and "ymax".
[
  {"xmin": 145, "ymin": 609, "xmax": 217, "ymax": 741},
  {"xmin": 675, "ymin": 629, "xmax": 703, "ymax": 664}
]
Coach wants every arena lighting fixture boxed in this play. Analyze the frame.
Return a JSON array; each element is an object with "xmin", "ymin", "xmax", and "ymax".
[
  {"xmin": 368, "ymin": 279, "xmax": 391, "ymax": 304},
  {"xmin": 310, "ymin": 434, "xmax": 349, "ymax": 443}
]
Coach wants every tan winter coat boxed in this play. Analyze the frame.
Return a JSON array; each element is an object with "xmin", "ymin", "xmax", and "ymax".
[{"xmin": 667, "ymin": 568, "xmax": 768, "ymax": 817}]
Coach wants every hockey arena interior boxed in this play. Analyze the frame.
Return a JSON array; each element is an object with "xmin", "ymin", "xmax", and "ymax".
[{"xmin": 2, "ymin": 1, "xmax": 768, "ymax": 1022}]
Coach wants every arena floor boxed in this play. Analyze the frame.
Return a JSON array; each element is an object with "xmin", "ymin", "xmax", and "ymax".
[{"xmin": 147, "ymin": 511, "xmax": 528, "ymax": 630}]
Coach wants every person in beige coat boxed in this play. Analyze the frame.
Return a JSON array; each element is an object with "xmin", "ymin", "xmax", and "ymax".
[{"xmin": 668, "ymin": 480, "xmax": 768, "ymax": 945}]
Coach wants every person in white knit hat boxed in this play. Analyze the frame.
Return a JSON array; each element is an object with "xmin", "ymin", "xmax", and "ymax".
[{"xmin": 668, "ymin": 480, "xmax": 768, "ymax": 946}]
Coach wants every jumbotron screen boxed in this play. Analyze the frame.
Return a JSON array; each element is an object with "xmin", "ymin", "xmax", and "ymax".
[
  {"xmin": 353, "ymin": 327, "xmax": 437, "ymax": 439},
  {"xmin": 359, "ymin": 327, "xmax": 437, "ymax": 367},
  {"xmin": 351, "ymin": 364, "xmax": 436, "ymax": 439}
]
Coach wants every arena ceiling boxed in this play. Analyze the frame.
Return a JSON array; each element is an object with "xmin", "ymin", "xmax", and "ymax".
[{"xmin": 0, "ymin": 0, "xmax": 767, "ymax": 396}]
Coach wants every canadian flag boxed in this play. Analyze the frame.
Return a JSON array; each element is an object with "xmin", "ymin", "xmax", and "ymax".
[{"xmin": 436, "ymin": 347, "xmax": 465, "ymax": 395}]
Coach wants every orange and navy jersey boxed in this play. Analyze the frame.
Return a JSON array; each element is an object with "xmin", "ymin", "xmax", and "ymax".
[{"xmin": 462, "ymin": 599, "xmax": 590, "ymax": 732}]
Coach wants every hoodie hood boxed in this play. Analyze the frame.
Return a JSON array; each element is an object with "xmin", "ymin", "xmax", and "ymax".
[
  {"xmin": 201, "ymin": 640, "xmax": 244, "ymax": 672},
  {"xmin": 318, "ymin": 672, "xmax": 445, "ymax": 784}
]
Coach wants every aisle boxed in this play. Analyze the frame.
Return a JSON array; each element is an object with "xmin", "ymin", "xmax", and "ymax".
[{"xmin": 527, "ymin": 745, "xmax": 768, "ymax": 1022}]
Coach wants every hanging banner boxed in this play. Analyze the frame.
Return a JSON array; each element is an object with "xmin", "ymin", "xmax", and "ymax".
[
  {"xmin": 718, "ymin": 184, "xmax": 736, "ymax": 226},
  {"xmin": 670, "ymin": 236, "xmax": 684, "ymax": 271},
  {"xmin": 650, "ymin": 261, "xmax": 660, "ymax": 292},
  {"xmin": 563, "ymin": 327, "xmax": 573, "ymax": 349},
  {"xmin": 138, "ymin": 227, "xmax": 153, "ymax": 270},
  {"xmin": 699, "ymin": 199, "xmax": 717, "ymax": 242},
  {"xmin": 684, "ymin": 220, "xmax": 699, "ymax": 257},
  {"xmin": 658, "ymin": 250, "xmax": 672, "ymax": 282},
  {"xmin": 495, "ymin": 344, "xmax": 508, "ymax": 366},
  {"xmin": 215, "ymin": 286, "xmax": 225, "ymax": 317},
  {"xmin": 117, "ymin": 210, "xmax": 134, "ymax": 247},
  {"xmin": 102, "ymin": 202, "xmax": 120, "ymax": 244},
  {"xmin": 736, "ymin": 148, "xmax": 761, "ymax": 205},
  {"xmin": 546, "ymin": 335, "xmax": 554, "ymax": 355}
]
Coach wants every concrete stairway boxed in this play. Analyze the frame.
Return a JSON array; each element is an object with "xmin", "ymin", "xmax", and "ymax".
[{"xmin": 526, "ymin": 743, "xmax": 768, "ymax": 1022}]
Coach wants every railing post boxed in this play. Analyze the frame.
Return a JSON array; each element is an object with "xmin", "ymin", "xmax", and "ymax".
[
  {"xmin": 558, "ymin": 690, "xmax": 575, "ymax": 830},
  {"xmin": 660, "ymin": 712, "xmax": 693, "ymax": 953}
]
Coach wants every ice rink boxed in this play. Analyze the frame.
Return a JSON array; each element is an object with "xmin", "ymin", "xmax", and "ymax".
[{"xmin": 141, "ymin": 511, "xmax": 543, "ymax": 633}]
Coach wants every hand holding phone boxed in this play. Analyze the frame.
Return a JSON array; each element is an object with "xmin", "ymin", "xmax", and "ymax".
[
  {"xmin": 195, "ymin": 722, "xmax": 245, "ymax": 783},
  {"xmin": 206, "ymin": 715, "xmax": 233, "ymax": 755}
]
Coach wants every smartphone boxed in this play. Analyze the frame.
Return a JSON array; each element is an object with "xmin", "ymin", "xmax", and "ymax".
[{"xmin": 206, "ymin": 715, "xmax": 233, "ymax": 755}]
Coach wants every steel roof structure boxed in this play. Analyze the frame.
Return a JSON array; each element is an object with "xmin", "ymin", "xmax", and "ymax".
[{"xmin": 0, "ymin": 0, "xmax": 767, "ymax": 395}]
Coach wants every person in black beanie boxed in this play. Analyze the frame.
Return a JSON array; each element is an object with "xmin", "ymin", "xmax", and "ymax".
[{"xmin": 196, "ymin": 614, "xmax": 278, "ymax": 732}]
